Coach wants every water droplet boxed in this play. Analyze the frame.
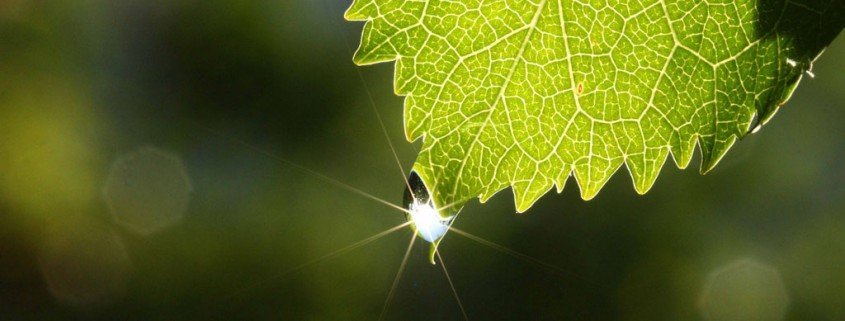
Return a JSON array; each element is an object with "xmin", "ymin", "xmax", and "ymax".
[{"xmin": 403, "ymin": 171, "xmax": 453, "ymax": 243}]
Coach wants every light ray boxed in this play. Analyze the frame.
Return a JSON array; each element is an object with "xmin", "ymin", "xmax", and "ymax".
[
  {"xmin": 228, "ymin": 221, "xmax": 411, "ymax": 300},
  {"xmin": 354, "ymin": 69, "xmax": 414, "ymax": 195},
  {"xmin": 324, "ymin": 0, "xmax": 416, "ymax": 199},
  {"xmin": 188, "ymin": 121, "xmax": 410, "ymax": 215},
  {"xmin": 449, "ymin": 227, "xmax": 603, "ymax": 289},
  {"xmin": 436, "ymin": 200, "xmax": 466, "ymax": 214},
  {"xmin": 379, "ymin": 233, "xmax": 417, "ymax": 321},
  {"xmin": 436, "ymin": 251, "xmax": 469, "ymax": 321},
  {"xmin": 428, "ymin": 204, "xmax": 465, "ymax": 263}
]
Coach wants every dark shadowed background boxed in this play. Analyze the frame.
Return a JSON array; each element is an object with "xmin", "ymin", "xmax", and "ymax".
[{"xmin": 1, "ymin": 1, "xmax": 843, "ymax": 320}]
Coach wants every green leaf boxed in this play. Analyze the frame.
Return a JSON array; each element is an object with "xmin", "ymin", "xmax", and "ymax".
[{"xmin": 346, "ymin": 0, "xmax": 844, "ymax": 213}]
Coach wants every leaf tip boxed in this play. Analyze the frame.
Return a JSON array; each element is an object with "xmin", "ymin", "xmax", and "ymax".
[
  {"xmin": 700, "ymin": 136, "xmax": 737, "ymax": 174},
  {"xmin": 514, "ymin": 202, "xmax": 532, "ymax": 214},
  {"xmin": 581, "ymin": 192, "xmax": 598, "ymax": 201},
  {"xmin": 512, "ymin": 184, "xmax": 546, "ymax": 213},
  {"xmin": 350, "ymin": 52, "xmax": 367, "ymax": 66},
  {"xmin": 633, "ymin": 182, "xmax": 654, "ymax": 195},
  {"xmin": 343, "ymin": 0, "xmax": 367, "ymax": 21},
  {"xmin": 578, "ymin": 184, "xmax": 600, "ymax": 201}
]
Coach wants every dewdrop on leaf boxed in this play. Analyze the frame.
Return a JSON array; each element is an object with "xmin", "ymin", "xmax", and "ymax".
[
  {"xmin": 403, "ymin": 171, "xmax": 455, "ymax": 263},
  {"xmin": 403, "ymin": 171, "xmax": 453, "ymax": 243}
]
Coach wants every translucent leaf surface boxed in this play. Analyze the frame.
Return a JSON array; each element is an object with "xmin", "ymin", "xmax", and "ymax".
[{"xmin": 346, "ymin": 0, "xmax": 843, "ymax": 212}]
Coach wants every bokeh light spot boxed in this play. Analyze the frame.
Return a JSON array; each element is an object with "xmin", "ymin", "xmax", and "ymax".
[
  {"xmin": 700, "ymin": 258, "xmax": 789, "ymax": 321},
  {"xmin": 38, "ymin": 221, "xmax": 131, "ymax": 309},
  {"xmin": 103, "ymin": 146, "xmax": 192, "ymax": 235}
]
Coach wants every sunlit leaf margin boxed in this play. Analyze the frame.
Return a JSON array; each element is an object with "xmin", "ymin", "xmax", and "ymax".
[{"xmin": 346, "ymin": 0, "xmax": 843, "ymax": 213}]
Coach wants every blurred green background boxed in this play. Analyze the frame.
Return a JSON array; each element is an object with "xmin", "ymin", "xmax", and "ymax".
[{"xmin": 1, "ymin": 1, "xmax": 843, "ymax": 320}]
